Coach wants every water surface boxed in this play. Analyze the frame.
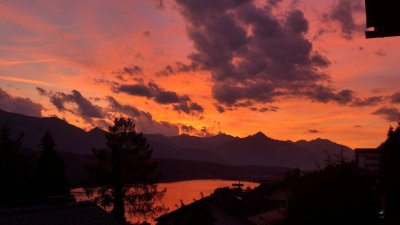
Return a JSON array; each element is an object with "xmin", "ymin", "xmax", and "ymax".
[{"xmin": 72, "ymin": 179, "xmax": 259, "ymax": 223}]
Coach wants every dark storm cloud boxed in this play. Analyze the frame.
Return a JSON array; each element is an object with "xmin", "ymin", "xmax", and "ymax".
[
  {"xmin": 156, "ymin": 65, "xmax": 174, "ymax": 77},
  {"xmin": 0, "ymin": 88, "xmax": 43, "ymax": 117},
  {"xmin": 259, "ymin": 106, "xmax": 279, "ymax": 112},
  {"xmin": 117, "ymin": 83, "xmax": 153, "ymax": 97},
  {"xmin": 372, "ymin": 107, "xmax": 400, "ymax": 122},
  {"xmin": 179, "ymin": 124, "xmax": 196, "ymax": 133},
  {"xmin": 111, "ymin": 65, "xmax": 144, "ymax": 81},
  {"xmin": 214, "ymin": 104, "xmax": 225, "ymax": 113},
  {"xmin": 178, "ymin": 124, "xmax": 214, "ymax": 136},
  {"xmin": 123, "ymin": 65, "xmax": 143, "ymax": 75},
  {"xmin": 237, "ymin": 101, "xmax": 255, "ymax": 107},
  {"xmin": 173, "ymin": 101, "xmax": 204, "ymax": 115},
  {"xmin": 175, "ymin": 0, "xmax": 345, "ymax": 107},
  {"xmin": 106, "ymin": 96, "xmax": 179, "ymax": 135},
  {"xmin": 303, "ymin": 86, "xmax": 354, "ymax": 105},
  {"xmin": 390, "ymin": 92, "xmax": 400, "ymax": 104},
  {"xmin": 352, "ymin": 96, "xmax": 384, "ymax": 107},
  {"xmin": 152, "ymin": 0, "xmax": 165, "ymax": 9},
  {"xmin": 36, "ymin": 88, "xmax": 102, "ymax": 119},
  {"xmin": 36, "ymin": 87, "xmax": 179, "ymax": 135},
  {"xmin": 156, "ymin": 62, "xmax": 199, "ymax": 76},
  {"xmin": 106, "ymin": 96, "xmax": 141, "ymax": 117},
  {"xmin": 199, "ymin": 127, "xmax": 213, "ymax": 137},
  {"xmin": 306, "ymin": 129, "xmax": 321, "ymax": 134},
  {"xmin": 114, "ymin": 81, "xmax": 204, "ymax": 115},
  {"xmin": 324, "ymin": 0, "xmax": 363, "ymax": 39},
  {"xmin": 268, "ymin": 0, "xmax": 282, "ymax": 7},
  {"xmin": 36, "ymin": 87, "xmax": 46, "ymax": 96},
  {"xmin": 249, "ymin": 106, "xmax": 277, "ymax": 112},
  {"xmin": 94, "ymin": 78, "xmax": 119, "ymax": 87}
]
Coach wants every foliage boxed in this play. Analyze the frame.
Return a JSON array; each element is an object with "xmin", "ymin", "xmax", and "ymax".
[
  {"xmin": 378, "ymin": 123, "xmax": 400, "ymax": 224},
  {"xmin": 284, "ymin": 160, "xmax": 380, "ymax": 225},
  {"xmin": 85, "ymin": 117, "xmax": 166, "ymax": 223},
  {"xmin": 0, "ymin": 125, "xmax": 35, "ymax": 207},
  {"xmin": 33, "ymin": 131, "xmax": 71, "ymax": 201}
]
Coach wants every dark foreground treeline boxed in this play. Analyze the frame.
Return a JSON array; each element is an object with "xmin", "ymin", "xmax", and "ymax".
[
  {"xmin": 157, "ymin": 123, "xmax": 400, "ymax": 225},
  {"xmin": 0, "ymin": 126, "xmax": 72, "ymax": 208},
  {"xmin": 0, "ymin": 118, "xmax": 290, "ymax": 225},
  {"xmin": 3, "ymin": 117, "xmax": 400, "ymax": 225},
  {"xmin": 0, "ymin": 117, "xmax": 166, "ymax": 224},
  {"xmin": 156, "ymin": 160, "xmax": 381, "ymax": 225}
]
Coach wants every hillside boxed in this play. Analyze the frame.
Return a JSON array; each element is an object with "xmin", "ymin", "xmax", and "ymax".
[{"xmin": 0, "ymin": 108, "xmax": 354, "ymax": 170}]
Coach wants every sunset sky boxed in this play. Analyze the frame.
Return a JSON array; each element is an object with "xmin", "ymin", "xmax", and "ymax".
[{"xmin": 1, "ymin": 0, "xmax": 400, "ymax": 148}]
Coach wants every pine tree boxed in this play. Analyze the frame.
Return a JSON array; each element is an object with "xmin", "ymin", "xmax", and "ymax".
[
  {"xmin": 86, "ymin": 117, "xmax": 166, "ymax": 223},
  {"xmin": 34, "ymin": 131, "xmax": 71, "ymax": 201},
  {"xmin": 0, "ymin": 125, "xmax": 33, "ymax": 207}
]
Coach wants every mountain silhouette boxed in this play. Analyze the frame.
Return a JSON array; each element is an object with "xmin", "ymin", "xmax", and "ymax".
[
  {"xmin": 0, "ymin": 109, "xmax": 353, "ymax": 169},
  {"xmin": 0, "ymin": 109, "xmax": 105, "ymax": 154}
]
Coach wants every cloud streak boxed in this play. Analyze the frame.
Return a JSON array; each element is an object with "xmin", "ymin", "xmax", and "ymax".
[
  {"xmin": 324, "ymin": 0, "xmax": 364, "ymax": 39},
  {"xmin": 0, "ymin": 75, "xmax": 56, "ymax": 87},
  {"xmin": 372, "ymin": 107, "xmax": 400, "ymax": 122},
  {"xmin": 114, "ymin": 81, "xmax": 204, "ymax": 115},
  {"xmin": 37, "ymin": 88, "xmax": 103, "ymax": 121},
  {"xmin": 156, "ymin": 62, "xmax": 199, "ymax": 76},
  {"xmin": 106, "ymin": 96, "xmax": 179, "ymax": 135},
  {"xmin": 305, "ymin": 129, "xmax": 322, "ymax": 134}
]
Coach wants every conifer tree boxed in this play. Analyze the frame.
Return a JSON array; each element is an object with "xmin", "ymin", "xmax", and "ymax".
[
  {"xmin": 86, "ymin": 117, "xmax": 166, "ymax": 223},
  {"xmin": 0, "ymin": 125, "xmax": 33, "ymax": 207},
  {"xmin": 35, "ymin": 131, "xmax": 71, "ymax": 200}
]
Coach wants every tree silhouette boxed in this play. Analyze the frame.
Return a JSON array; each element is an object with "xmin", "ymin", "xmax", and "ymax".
[
  {"xmin": 34, "ymin": 131, "xmax": 71, "ymax": 201},
  {"xmin": 86, "ymin": 117, "xmax": 166, "ymax": 223},
  {"xmin": 0, "ymin": 125, "xmax": 34, "ymax": 207},
  {"xmin": 379, "ymin": 123, "xmax": 400, "ymax": 224},
  {"xmin": 285, "ymin": 160, "xmax": 379, "ymax": 225}
]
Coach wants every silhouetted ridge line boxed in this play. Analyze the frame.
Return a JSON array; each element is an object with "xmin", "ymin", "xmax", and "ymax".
[{"xmin": 0, "ymin": 108, "xmax": 353, "ymax": 169}]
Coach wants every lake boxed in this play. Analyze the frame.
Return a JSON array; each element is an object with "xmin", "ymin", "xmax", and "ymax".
[{"xmin": 72, "ymin": 179, "xmax": 259, "ymax": 224}]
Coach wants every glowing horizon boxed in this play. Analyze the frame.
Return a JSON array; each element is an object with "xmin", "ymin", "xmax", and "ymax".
[{"xmin": 1, "ymin": 0, "xmax": 399, "ymax": 149}]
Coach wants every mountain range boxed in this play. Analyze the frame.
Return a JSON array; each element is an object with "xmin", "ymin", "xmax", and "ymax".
[{"xmin": 0, "ymin": 109, "xmax": 354, "ymax": 170}]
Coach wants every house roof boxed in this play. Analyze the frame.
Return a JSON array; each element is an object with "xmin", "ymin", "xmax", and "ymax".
[
  {"xmin": 0, "ymin": 202, "xmax": 125, "ymax": 225},
  {"xmin": 157, "ymin": 188, "xmax": 276, "ymax": 225}
]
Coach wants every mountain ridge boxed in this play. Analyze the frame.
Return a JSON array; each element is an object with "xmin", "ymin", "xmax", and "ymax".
[{"xmin": 0, "ymin": 108, "xmax": 354, "ymax": 169}]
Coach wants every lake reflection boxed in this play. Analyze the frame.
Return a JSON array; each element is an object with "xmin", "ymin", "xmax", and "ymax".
[{"xmin": 72, "ymin": 179, "xmax": 258, "ymax": 224}]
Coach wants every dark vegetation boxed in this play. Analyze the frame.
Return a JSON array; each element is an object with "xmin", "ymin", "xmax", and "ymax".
[
  {"xmin": 0, "ymin": 117, "xmax": 167, "ymax": 224},
  {"xmin": 0, "ymin": 125, "xmax": 72, "ymax": 208},
  {"xmin": 85, "ymin": 117, "xmax": 166, "ymax": 224},
  {"xmin": 158, "ymin": 124, "xmax": 400, "ymax": 225},
  {"xmin": 32, "ymin": 131, "xmax": 72, "ymax": 202},
  {"xmin": 379, "ymin": 123, "xmax": 400, "ymax": 225},
  {"xmin": 1, "ymin": 109, "xmax": 399, "ymax": 225},
  {"xmin": 283, "ymin": 160, "xmax": 380, "ymax": 225},
  {"xmin": 157, "ymin": 157, "xmax": 382, "ymax": 225}
]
